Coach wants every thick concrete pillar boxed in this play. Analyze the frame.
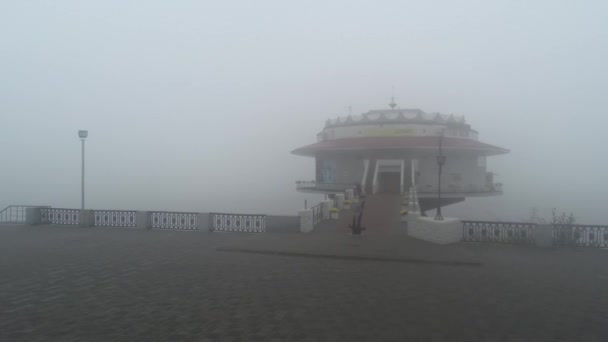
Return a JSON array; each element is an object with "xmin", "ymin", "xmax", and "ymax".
[
  {"xmin": 321, "ymin": 200, "xmax": 332, "ymax": 220},
  {"xmin": 198, "ymin": 213, "xmax": 210, "ymax": 232},
  {"xmin": 25, "ymin": 207, "xmax": 41, "ymax": 225},
  {"xmin": 533, "ymin": 224, "xmax": 554, "ymax": 248},
  {"xmin": 406, "ymin": 211, "xmax": 419, "ymax": 229},
  {"xmin": 393, "ymin": 216, "xmax": 409, "ymax": 235},
  {"xmin": 334, "ymin": 193, "xmax": 345, "ymax": 209},
  {"xmin": 298, "ymin": 209, "xmax": 313, "ymax": 233},
  {"xmin": 136, "ymin": 211, "xmax": 150, "ymax": 229},
  {"xmin": 408, "ymin": 216, "xmax": 462, "ymax": 244},
  {"xmin": 79, "ymin": 210, "xmax": 95, "ymax": 227}
]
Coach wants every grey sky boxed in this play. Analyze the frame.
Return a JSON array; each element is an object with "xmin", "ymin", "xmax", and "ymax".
[{"xmin": 1, "ymin": 1, "xmax": 607, "ymax": 222}]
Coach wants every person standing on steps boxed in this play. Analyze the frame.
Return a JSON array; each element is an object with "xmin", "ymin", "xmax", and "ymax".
[{"xmin": 349, "ymin": 197, "xmax": 366, "ymax": 235}]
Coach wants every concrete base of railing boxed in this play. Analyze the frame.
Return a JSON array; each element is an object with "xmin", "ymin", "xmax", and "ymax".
[
  {"xmin": 405, "ymin": 212, "xmax": 419, "ymax": 227},
  {"xmin": 265, "ymin": 216, "xmax": 299, "ymax": 233},
  {"xmin": 198, "ymin": 213, "xmax": 209, "ymax": 232},
  {"xmin": 135, "ymin": 211, "xmax": 149, "ymax": 229},
  {"xmin": 408, "ymin": 215, "xmax": 462, "ymax": 244},
  {"xmin": 25, "ymin": 208, "xmax": 41, "ymax": 225},
  {"xmin": 25, "ymin": 209, "xmax": 255, "ymax": 233},
  {"xmin": 388, "ymin": 219, "xmax": 409, "ymax": 235},
  {"xmin": 321, "ymin": 200, "xmax": 333, "ymax": 220},
  {"xmin": 298, "ymin": 209, "xmax": 313, "ymax": 233},
  {"xmin": 78, "ymin": 210, "xmax": 94, "ymax": 227},
  {"xmin": 334, "ymin": 194, "xmax": 345, "ymax": 209},
  {"xmin": 533, "ymin": 224, "xmax": 554, "ymax": 248}
]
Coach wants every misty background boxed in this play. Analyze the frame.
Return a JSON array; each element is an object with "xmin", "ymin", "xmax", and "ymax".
[{"xmin": 1, "ymin": 1, "xmax": 607, "ymax": 223}]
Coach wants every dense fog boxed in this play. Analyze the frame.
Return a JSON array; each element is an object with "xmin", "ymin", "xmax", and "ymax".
[{"xmin": 1, "ymin": 1, "xmax": 607, "ymax": 223}]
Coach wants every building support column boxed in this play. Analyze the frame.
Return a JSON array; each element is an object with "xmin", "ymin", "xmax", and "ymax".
[
  {"xmin": 411, "ymin": 159, "xmax": 418, "ymax": 188},
  {"xmin": 372, "ymin": 162, "xmax": 380, "ymax": 194},
  {"xmin": 400, "ymin": 160, "xmax": 406, "ymax": 194},
  {"xmin": 361, "ymin": 159, "xmax": 369, "ymax": 195}
]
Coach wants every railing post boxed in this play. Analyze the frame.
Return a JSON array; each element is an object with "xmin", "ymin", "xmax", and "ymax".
[
  {"xmin": 298, "ymin": 209, "xmax": 313, "ymax": 233},
  {"xmin": 136, "ymin": 211, "xmax": 150, "ymax": 229},
  {"xmin": 321, "ymin": 200, "xmax": 332, "ymax": 220},
  {"xmin": 334, "ymin": 193, "xmax": 345, "ymax": 209},
  {"xmin": 198, "ymin": 213, "xmax": 210, "ymax": 232},
  {"xmin": 533, "ymin": 224, "xmax": 554, "ymax": 248},
  {"xmin": 208, "ymin": 213, "xmax": 214, "ymax": 232},
  {"xmin": 25, "ymin": 207, "xmax": 42, "ymax": 225},
  {"xmin": 79, "ymin": 210, "xmax": 95, "ymax": 227}
]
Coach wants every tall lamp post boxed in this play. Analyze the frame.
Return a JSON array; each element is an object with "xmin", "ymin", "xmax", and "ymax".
[
  {"xmin": 78, "ymin": 130, "xmax": 88, "ymax": 211},
  {"xmin": 435, "ymin": 133, "xmax": 446, "ymax": 220}
]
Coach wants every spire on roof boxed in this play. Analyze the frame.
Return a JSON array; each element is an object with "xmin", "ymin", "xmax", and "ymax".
[
  {"xmin": 389, "ymin": 86, "xmax": 397, "ymax": 109},
  {"xmin": 389, "ymin": 96, "xmax": 397, "ymax": 109}
]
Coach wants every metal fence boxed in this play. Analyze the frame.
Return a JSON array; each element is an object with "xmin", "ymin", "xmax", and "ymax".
[
  {"xmin": 93, "ymin": 210, "xmax": 137, "ymax": 227},
  {"xmin": 311, "ymin": 203, "xmax": 322, "ymax": 227},
  {"xmin": 150, "ymin": 211, "xmax": 198, "ymax": 230},
  {"xmin": 554, "ymin": 224, "xmax": 608, "ymax": 248},
  {"xmin": 0, "ymin": 205, "xmax": 50, "ymax": 224},
  {"xmin": 41, "ymin": 208, "xmax": 81, "ymax": 225},
  {"xmin": 210, "ymin": 213, "xmax": 265, "ymax": 233},
  {"xmin": 462, "ymin": 221, "xmax": 536, "ymax": 245}
]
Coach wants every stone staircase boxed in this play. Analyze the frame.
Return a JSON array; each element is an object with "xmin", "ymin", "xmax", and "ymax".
[
  {"xmin": 360, "ymin": 194, "xmax": 402, "ymax": 234},
  {"xmin": 313, "ymin": 207, "xmax": 355, "ymax": 234},
  {"xmin": 311, "ymin": 194, "xmax": 403, "ymax": 235}
]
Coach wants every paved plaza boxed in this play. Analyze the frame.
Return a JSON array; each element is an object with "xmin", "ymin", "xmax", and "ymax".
[{"xmin": 1, "ymin": 224, "xmax": 608, "ymax": 341}]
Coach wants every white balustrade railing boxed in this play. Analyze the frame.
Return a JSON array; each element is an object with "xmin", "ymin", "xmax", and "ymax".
[
  {"xmin": 210, "ymin": 213, "xmax": 266, "ymax": 233},
  {"xmin": 296, "ymin": 180, "xmax": 316, "ymax": 189},
  {"xmin": 416, "ymin": 183, "xmax": 504, "ymax": 194}
]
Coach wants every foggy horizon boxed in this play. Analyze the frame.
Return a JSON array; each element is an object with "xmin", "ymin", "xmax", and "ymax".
[{"xmin": 2, "ymin": 1, "xmax": 607, "ymax": 223}]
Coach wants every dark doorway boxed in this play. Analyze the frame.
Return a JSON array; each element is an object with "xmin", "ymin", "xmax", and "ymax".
[{"xmin": 378, "ymin": 172, "xmax": 400, "ymax": 194}]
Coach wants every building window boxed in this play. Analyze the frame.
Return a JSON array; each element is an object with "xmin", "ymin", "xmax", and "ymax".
[{"xmin": 321, "ymin": 161, "xmax": 336, "ymax": 184}]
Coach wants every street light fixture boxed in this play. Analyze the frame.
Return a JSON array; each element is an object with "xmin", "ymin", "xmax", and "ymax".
[
  {"xmin": 435, "ymin": 132, "xmax": 446, "ymax": 220},
  {"xmin": 78, "ymin": 130, "xmax": 88, "ymax": 211}
]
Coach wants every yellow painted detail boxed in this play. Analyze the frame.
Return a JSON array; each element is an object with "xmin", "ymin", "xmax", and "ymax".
[{"xmin": 365, "ymin": 127, "xmax": 416, "ymax": 137}]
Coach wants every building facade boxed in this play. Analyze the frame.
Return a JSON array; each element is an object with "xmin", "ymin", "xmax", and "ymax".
[{"xmin": 292, "ymin": 104, "xmax": 509, "ymax": 212}]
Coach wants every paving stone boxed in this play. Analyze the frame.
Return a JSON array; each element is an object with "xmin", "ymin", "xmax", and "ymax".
[{"xmin": 0, "ymin": 224, "xmax": 607, "ymax": 341}]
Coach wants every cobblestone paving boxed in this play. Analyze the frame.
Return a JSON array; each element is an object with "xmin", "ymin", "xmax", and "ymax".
[{"xmin": 1, "ymin": 225, "xmax": 608, "ymax": 341}]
